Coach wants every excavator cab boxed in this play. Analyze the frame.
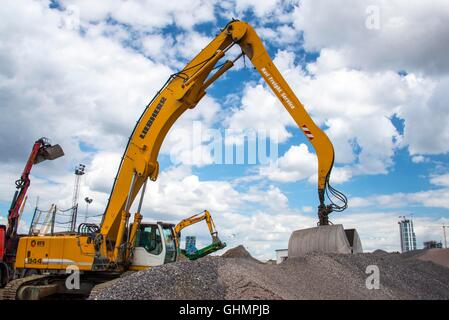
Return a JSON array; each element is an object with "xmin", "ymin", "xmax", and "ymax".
[{"xmin": 130, "ymin": 222, "xmax": 177, "ymax": 270}]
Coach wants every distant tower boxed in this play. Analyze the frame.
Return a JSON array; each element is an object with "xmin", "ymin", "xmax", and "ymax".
[
  {"xmin": 398, "ymin": 216, "xmax": 417, "ymax": 252},
  {"xmin": 71, "ymin": 164, "xmax": 85, "ymax": 231}
]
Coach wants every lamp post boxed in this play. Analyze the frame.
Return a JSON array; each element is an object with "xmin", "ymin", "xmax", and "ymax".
[{"xmin": 84, "ymin": 197, "xmax": 93, "ymax": 223}]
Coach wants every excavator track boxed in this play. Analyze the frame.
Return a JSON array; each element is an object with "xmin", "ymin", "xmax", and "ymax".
[{"xmin": 1, "ymin": 274, "xmax": 49, "ymax": 300}]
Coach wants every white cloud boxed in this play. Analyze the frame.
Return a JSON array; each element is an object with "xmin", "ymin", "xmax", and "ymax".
[
  {"xmin": 256, "ymin": 24, "xmax": 299, "ymax": 45},
  {"xmin": 397, "ymin": 75, "xmax": 449, "ymax": 155},
  {"xmin": 224, "ymin": 83, "xmax": 295, "ymax": 144},
  {"xmin": 430, "ymin": 173, "xmax": 449, "ymax": 188},
  {"xmin": 0, "ymin": 0, "xmax": 173, "ymax": 163},
  {"xmin": 60, "ymin": 0, "xmax": 217, "ymax": 31},
  {"xmin": 86, "ymin": 152, "xmax": 121, "ymax": 194},
  {"xmin": 351, "ymin": 188, "xmax": 449, "ymax": 210},
  {"xmin": 175, "ymin": 32, "xmax": 214, "ymax": 60},
  {"xmin": 141, "ymin": 33, "xmax": 173, "ymax": 60},
  {"xmin": 235, "ymin": 0, "xmax": 279, "ymax": 17},
  {"xmin": 411, "ymin": 155, "xmax": 428, "ymax": 164},
  {"xmin": 290, "ymin": 0, "xmax": 449, "ymax": 157},
  {"xmin": 292, "ymin": 0, "xmax": 449, "ymax": 75},
  {"xmin": 259, "ymin": 143, "xmax": 352, "ymax": 184},
  {"xmin": 240, "ymin": 185, "xmax": 289, "ymax": 210},
  {"xmin": 259, "ymin": 144, "xmax": 316, "ymax": 183}
]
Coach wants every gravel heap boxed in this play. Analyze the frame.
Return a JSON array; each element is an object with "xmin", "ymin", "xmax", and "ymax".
[
  {"xmin": 90, "ymin": 258, "xmax": 225, "ymax": 300},
  {"xmin": 221, "ymin": 245, "xmax": 261, "ymax": 263},
  {"xmin": 221, "ymin": 245, "xmax": 253, "ymax": 258},
  {"xmin": 402, "ymin": 248, "xmax": 449, "ymax": 269},
  {"xmin": 90, "ymin": 247, "xmax": 449, "ymax": 300}
]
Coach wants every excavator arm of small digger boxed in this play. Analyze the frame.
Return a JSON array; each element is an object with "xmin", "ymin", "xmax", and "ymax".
[
  {"xmin": 173, "ymin": 210, "xmax": 226, "ymax": 260},
  {"xmin": 99, "ymin": 20, "xmax": 347, "ymax": 265}
]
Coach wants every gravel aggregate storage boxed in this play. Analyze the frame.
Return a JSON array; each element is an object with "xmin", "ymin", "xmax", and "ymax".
[
  {"xmin": 90, "ymin": 246, "xmax": 449, "ymax": 300},
  {"xmin": 90, "ymin": 258, "xmax": 225, "ymax": 300}
]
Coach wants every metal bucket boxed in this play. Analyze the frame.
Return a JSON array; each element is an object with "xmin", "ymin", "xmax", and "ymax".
[
  {"xmin": 288, "ymin": 224, "xmax": 363, "ymax": 258},
  {"xmin": 34, "ymin": 144, "xmax": 64, "ymax": 164}
]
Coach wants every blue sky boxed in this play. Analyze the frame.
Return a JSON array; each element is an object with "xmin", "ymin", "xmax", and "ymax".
[{"xmin": 1, "ymin": 0, "xmax": 449, "ymax": 259}]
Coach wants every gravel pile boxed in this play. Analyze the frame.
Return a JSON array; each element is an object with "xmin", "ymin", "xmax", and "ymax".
[
  {"xmin": 90, "ymin": 258, "xmax": 225, "ymax": 300},
  {"xmin": 402, "ymin": 248, "xmax": 449, "ymax": 269},
  {"xmin": 89, "ymin": 247, "xmax": 449, "ymax": 300},
  {"xmin": 221, "ymin": 245, "xmax": 262, "ymax": 263}
]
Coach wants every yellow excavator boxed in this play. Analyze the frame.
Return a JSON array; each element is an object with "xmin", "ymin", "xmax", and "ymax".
[
  {"xmin": 174, "ymin": 210, "xmax": 226, "ymax": 260},
  {"xmin": 2, "ymin": 19, "xmax": 359, "ymax": 300}
]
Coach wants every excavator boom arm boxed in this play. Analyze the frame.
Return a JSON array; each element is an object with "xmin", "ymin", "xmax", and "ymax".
[
  {"xmin": 100, "ymin": 20, "xmax": 346, "ymax": 263},
  {"xmin": 174, "ymin": 210, "xmax": 215, "ymax": 235},
  {"xmin": 174, "ymin": 210, "xmax": 225, "ymax": 260}
]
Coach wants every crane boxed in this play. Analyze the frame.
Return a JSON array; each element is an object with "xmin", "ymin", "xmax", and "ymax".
[
  {"xmin": 0, "ymin": 138, "xmax": 64, "ymax": 288},
  {"xmin": 174, "ymin": 210, "xmax": 226, "ymax": 260},
  {"xmin": 3, "ymin": 20, "xmax": 350, "ymax": 299}
]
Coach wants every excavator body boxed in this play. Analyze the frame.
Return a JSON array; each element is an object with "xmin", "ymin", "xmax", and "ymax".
[
  {"xmin": 13, "ymin": 221, "xmax": 177, "ymax": 273},
  {"xmin": 3, "ymin": 19, "xmax": 360, "ymax": 299}
]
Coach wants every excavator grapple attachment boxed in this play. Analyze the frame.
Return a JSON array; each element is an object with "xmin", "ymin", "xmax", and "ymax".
[
  {"xmin": 182, "ymin": 240, "xmax": 227, "ymax": 260},
  {"xmin": 288, "ymin": 224, "xmax": 363, "ymax": 258},
  {"xmin": 34, "ymin": 144, "xmax": 64, "ymax": 164}
]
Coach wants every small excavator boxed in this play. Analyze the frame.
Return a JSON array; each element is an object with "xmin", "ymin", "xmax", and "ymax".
[
  {"xmin": 174, "ymin": 210, "xmax": 226, "ymax": 260},
  {"xmin": 1, "ymin": 19, "xmax": 361, "ymax": 300},
  {"xmin": 0, "ymin": 138, "xmax": 64, "ymax": 288}
]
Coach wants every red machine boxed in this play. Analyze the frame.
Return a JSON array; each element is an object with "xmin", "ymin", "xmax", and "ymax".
[{"xmin": 0, "ymin": 138, "xmax": 64, "ymax": 287}]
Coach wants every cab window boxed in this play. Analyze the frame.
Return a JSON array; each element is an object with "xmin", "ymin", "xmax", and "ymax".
[
  {"xmin": 162, "ymin": 226, "xmax": 177, "ymax": 263},
  {"xmin": 136, "ymin": 225, "xmax": 162, "ymax": 256}
]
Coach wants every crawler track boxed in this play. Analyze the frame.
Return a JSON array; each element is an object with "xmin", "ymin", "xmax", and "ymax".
[{"xmin": 1, "ymin": 274, "xmax": 49, "ymax": 300}]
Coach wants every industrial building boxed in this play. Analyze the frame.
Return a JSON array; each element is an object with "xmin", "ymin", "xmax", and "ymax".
[
  {"xmin": 399, "ymin": 217, "xmax": 417, "ymax": 252},
  {"xmin": 275, "ymin": 249, "xmax": 288, "ymax": 264}
]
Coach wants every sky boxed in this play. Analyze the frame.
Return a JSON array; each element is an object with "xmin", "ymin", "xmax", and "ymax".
[{"xmin": 1, "ymin": 0, "xmax": 449, "ymax": 260}]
